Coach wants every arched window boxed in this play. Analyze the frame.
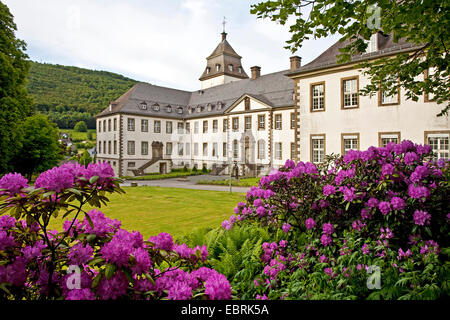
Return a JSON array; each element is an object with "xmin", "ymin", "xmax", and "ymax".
[
  {"xmin": 177, "ymin": 107, "xmax": 183, "ymax": 114},
  {"xmin": 228, "ymin": 64, "xmax": 233, "ymax": 72},
  {"xmin": 166, "ymin": 105, "xmax": 172, "ymax": 113},
  {"xmin": 216, "ymin": 64, "xmax": 221, "ymax": 72},
  {"xmin": 153, "ymin": 103, "xmax": 160, "ymax": 111},
  {"xmin": 238, "ymin": 66, "xmax": 242, "ymax": 74},
  {"xmin": 206, "ymin": 67, "xmax": 211, "ymax": 74}
]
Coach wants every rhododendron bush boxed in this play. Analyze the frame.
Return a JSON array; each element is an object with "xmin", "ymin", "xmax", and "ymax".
[
  {"xmin": 0, "ymin": 162, "xmax": 231, "ymax": 300},
  {"xmin": 227, "ymin": 141, "xmax": 449, "ymax": 299}
]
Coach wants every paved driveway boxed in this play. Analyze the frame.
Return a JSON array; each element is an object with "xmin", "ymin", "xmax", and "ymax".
[{"xmin": 121, "ymin": 174, "xmax": 250, "ymax": 193}]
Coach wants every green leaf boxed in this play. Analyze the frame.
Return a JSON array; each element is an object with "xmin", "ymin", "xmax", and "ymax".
[
  {"xmin": 89, "ymin": 175, "xmax": 99, "ymax": 184},
  {"xmin": 105, "ymin": 263, "xmax": 116, "ymax": 279}
]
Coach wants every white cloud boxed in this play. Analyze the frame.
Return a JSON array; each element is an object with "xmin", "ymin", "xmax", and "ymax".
[{"xmin": 4, "ymin": 0, "xmax": 338, "ymax": 91}]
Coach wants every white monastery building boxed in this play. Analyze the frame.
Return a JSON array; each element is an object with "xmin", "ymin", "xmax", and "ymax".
[{"xmin": 96, "ymin": 31, "xmax": 449, "ymax": 177}]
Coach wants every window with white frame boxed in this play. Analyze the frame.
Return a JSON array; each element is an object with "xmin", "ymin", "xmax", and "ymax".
[
  {"xmin": 178, "ymin": 142, "xmax": 184, "ymax": 156},
  {"xmin": 194, "ymin": 121, "xmax": 199, "ymax": 134},
  {"xmin": 379, "ymin": 132, "xmax": 400, "ymax": 147},
  {"xmin": 141, "ymin": 119, "xmax": 148, "ymax": 132},
  {"xmin": 185, "ymin": 143, "xmax": 190, "ymax": 156},
  {"xmin": 233, "ymin": 140, "xmax": 239, "ymax": 158},
  {"xmin": 380, "ymin": 75, "xmax": 399, "ymax": 105},
  {"xmin": 275, "ymin": 114, "xmax": 282, "ymax": 130},
  {"xmin": 177, "ymin": 122, "xmax": 184, "ymax": 134},
  {"xmin": 166, "ymin": 121, "xmax": 172, "ymax": 134},
  {"xmin": 127, "ymin": 118, "xmax": 135, "ymax": 131},
  {"xmin": 342, "ymin": 77, "xmax": 359, "ymax": 108},
  {"xmin": 185, "ymin": 122, "xmax": 190, "ymax": 134},
  {"xmin": 113, "ymin": 118, "xmax": 117, "ymax": 131},
  {"xmin": 245, "ymin": 116, "xmax": 251, "ymax": 131},
  {"xmin": 275, "ymin": 142, "xmax": 282, "ymax": 160},
  {"xmin": 127, "ymin": 141, "xmax": 135, "ymax": 155},
  {"xmin": 108, "ymin": 141, "xmax": 111, "ymax": 154},
  {"xmin": 223, "ymin": 119, "xmax": 228, "ymax": 132},
  {"xmin": 141, "ymin": 141, "xmax": 148, "ymax": 155},
  {"xmin": 203, "ymin": 143, "xmax": 208, "ymax": 157},
  {"xmin": 258, "ymin": 115, "xmax": 265, "ymax": 130},
  {"xmin": 342, "ymin": 134, "xmax": 359, "ymax": 155},
  {"xmin": 291, "ymin": 142, "xmax": 296, "ymax": 160},
  {"xmin": 114, "ymin": 141, "xmax": 117, "ymax": 154},
  {"xmin": 311, "ymin": 83, "xmax": 325, "ymax": 111},
  {"xmin": 257, "ymin": 140, "xmax": 265, "ymax": 160},
  {"xmin": 213, "ymin": 120, "xmax": 218, "ymax": 133},
  {"xmin": 203, "ymin": 120, "xmax": 208, "ymax": 133},
  {"xmin": 311, "ymin": 135, "xmax": 325, "ymax": 163},
  {"xmin": 154, "ymin": 120, "xmax": 161, "ymax": 133},
  {"xmin": 98, "ymin": 141, "xmax": 102, "ymax": 153},
  {"xmin": 232, "ymin": 117, "xmax": 239, "ymax": 131},
  {"xmin": 426, "ymin": 132, "xmax": 449, "ymax": 160},
  {"xmin": 212, "ymin": 142, "xmax": 218, "ymax": 157},
  {"xmin": 223, "ymin": 142, "xmax": 227, "ymax": 157},
  {"xmin": 194, "ymin": 143, "xmax": 199, "ymax": 156},
  {"xmin": 166, "ymin": 142, "xmax": 172, "ymax": 155}
]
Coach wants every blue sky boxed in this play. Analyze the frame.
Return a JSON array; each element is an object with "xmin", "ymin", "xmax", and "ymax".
[{"xmin": 5, "ymin": 0, "xmax": 340, "ymax": 91}]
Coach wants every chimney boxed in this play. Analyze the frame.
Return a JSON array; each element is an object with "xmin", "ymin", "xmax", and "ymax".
[
  {"xmin": 250, "ymin": 66, "xmax": 261, "ymax": 80},
  {"xmin": 290, "ymin": 56, "xmax": 301, "ymax": 71}
]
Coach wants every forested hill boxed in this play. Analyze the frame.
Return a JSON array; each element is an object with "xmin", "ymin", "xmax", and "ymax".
[{"xmin": 26, "ymin": 61, "xmax": 138, "ymax": 129}]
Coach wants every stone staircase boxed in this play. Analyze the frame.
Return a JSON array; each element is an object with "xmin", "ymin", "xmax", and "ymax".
[
  {"xmin": 211, "ymin": 163, "xmax": 229, "ymax": 175},
  {"xmin": 131, "ymin": 157, "xmax": 162, "ymax": 176}
]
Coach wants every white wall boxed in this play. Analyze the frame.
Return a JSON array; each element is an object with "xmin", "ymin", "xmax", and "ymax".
[{"xmin": 296, "ymin": 69, "xmax": 450, "ymax": 163}]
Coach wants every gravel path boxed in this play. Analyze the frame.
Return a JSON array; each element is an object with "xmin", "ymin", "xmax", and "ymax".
[{"xmin": 120, "ymin": 174, "xmax": 250, "ymax": 193}]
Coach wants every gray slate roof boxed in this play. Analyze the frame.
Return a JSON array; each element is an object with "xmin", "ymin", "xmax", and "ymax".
[
  {"xmin": 287, "ymin": 32, "xmax": 421, "ymax": 76},
  {"xmin": 97, "ymin": 69, "xmax": 294, "ymax": 119}
]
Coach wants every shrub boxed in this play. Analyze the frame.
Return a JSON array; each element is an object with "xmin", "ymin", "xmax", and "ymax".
[
  {"xmin": 0, "ymin": 162, "xmax": 232, "ymax": 300},
  {"xmin": 225, "ymin": 141, "xmax": 450, "ymax": 299}
]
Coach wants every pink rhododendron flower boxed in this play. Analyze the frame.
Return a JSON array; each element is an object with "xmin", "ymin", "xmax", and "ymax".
[
  {"xmin": 413, "ymin": 210, "xmax": 431, "ymax": 226},
  {"xmin": 305, "ymin": 218, "xmax": 316, "ymax": 230}
]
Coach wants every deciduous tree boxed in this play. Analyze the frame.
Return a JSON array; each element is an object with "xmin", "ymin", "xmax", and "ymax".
[{"xmin": 251, "ymin": 0, "xmax": 449, "ymax": 115}]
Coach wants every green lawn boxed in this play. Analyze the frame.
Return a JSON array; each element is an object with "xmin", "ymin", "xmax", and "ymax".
[
  {"xmin": 196, "ymin": 177, "xmax": 260, "ymax": 187},
  {"xmin": 48, "ymin": 186, "xmax": 245, "ymax": 240},
  {"xmin": 122, "ymin": 170, "xmax": 209, "ymax": 180}
]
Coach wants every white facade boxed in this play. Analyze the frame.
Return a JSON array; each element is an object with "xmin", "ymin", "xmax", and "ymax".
[
  {"xmin": 292, "ymin": 65, "xmax": 449, "ymax": 163},
  {"xmin": 96, "ymin": 96, "xmax": 296, "ymax": 177}
]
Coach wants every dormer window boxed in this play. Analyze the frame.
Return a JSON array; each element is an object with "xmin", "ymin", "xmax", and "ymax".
[
  {"xmin": 228, "ymin": 64, "xmax": 233, "ymax": 72},
  {"xmin": 238, "ymin": 67, "xmax": 242, "ymax": 74},
  {"xmin": 153, "ymin": 103, "xmax": 160, "ymax": 111},
  {"xmin": 206, "ymin": 67, "xmax": 211, "ymax": 74},
  {"xmin": 197, "ymin": 105, "xmax": 201, "ymax": 113},
  {"xmin": 140, "ymin": 102, "xmax": 147, "ymax": 110},
  {"xmin": 217, "ymin": 102, "xmax": 223, "ymax": 110},
  {"xmin": 216, "ymin": 64, "xmax": 221, "ymax": 72},
  {"xmin": 177, "ymin": 107, "xmax": 183, "ymax": 114},
  {"xmin": 166, "ymin": 105, "xmax": 172, "ymax": 113}
]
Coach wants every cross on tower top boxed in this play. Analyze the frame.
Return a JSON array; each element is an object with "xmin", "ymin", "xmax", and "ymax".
[{"xmin": 222, "ymin": 16, "xmax": 227, "ymax": 33}]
